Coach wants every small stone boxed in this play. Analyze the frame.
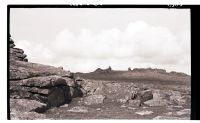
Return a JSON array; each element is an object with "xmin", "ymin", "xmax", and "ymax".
[
  {"xmin": 128, "ymin": 107, "xmax": 136, "ymax": 110},
  {"xmin": 96, "ymin": 108, "xmax": 101, "ymax": 111},
  {"xmin": 60, "ymin": 104, "xmax": 69, "ymax": 108},
  {"xmin": 135, "ymin": 110, "xmax": 153, "ymax": 115},
  {"xmin": 164, "ymin": 112, "xmax": 173, "ymax": 115},
  {"xmin": 120, "ymin": 104, "xmax": 126, "ymax": 108},
  {"xmin": 68, "ymin": 106, "xmax": 88, "ymax": 113},
  {"xmin": 117, "ymin": 98, "xmax": 128, "ymax": 104}
]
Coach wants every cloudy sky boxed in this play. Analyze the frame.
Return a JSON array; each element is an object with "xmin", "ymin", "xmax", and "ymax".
[{"xmin": 10, "ymin": 8, "xmax": 191, "ymax": 75}]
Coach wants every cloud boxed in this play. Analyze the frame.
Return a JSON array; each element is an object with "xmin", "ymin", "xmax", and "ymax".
[{"xmin": 16, "ymin": 21, "xmax": 191, "ymax": 75}]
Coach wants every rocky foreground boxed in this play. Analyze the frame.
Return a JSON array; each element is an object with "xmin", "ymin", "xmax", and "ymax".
[{"xmin": 9, "ymin": 36, "xmax": 191, "ymax": 120}]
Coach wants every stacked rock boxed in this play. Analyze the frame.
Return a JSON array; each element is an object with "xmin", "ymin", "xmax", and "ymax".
[{"xmin": 10, "ymin": 35, "xmax": 28, "ymax": 62}]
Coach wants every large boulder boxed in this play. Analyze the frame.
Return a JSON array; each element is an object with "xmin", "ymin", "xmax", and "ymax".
[
  {"xmin": 80, "ymin": 80, "xmax": 105, "ymax": 96},
  {"xmin": 10, "ymin": 99, "xmax": 46, "ymax": 120},
  {"xmin": 83, "ymin": 95, "xmax": 105, "ymax": 105},
  {"xmin": 12, "ymin": 75, "xmax": 74, "ymax": 87},
  {"xmin": 132, "ymin": 90, "xmax": 153, "ymax": 104},
  {"xmin": 139, "ymin": 90, "xmax": 153, "ymax": 103},
  {"xmin": 10, "ymin": 61, "xmax": 71, "ymax": 80},
  {"xmin": 128, "ymin": 99, "xmax": 141, "ymax": 107},
  {"xmin": 49, "ymin": 78, "xmax": 72, "ymax": 105},
  {"xmin": 10, "ymin": 76, "xmax": 74, "ymax": 101},
  {"xmin": 31, "ymin": 78, "xmax": 74, "ymax": 113},
  {"xmin": 9, "ymin": 35, "xmax": 85, "ymax": 116},
  {"xmin": 144, "ymin": 90, "xmax": 170, "ymax": 106},
  {"xmin": 47, "ymin": 85, "xmax": 72, "ymax": 107}
]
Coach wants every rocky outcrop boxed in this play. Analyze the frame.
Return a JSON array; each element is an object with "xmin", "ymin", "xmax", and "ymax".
[
  {"xmin": 78, "ymin": 67, "xmax": 191, "ymax": 85},
  {"xmin": 9, "ymin": 36, "xmax": 83, "ymax": 116},
  {"xmin": 93, "ymin": 66, "xmax": 112, "ymax": 73},
  {"xmin": 169, "ymin": 71, "xmax": 188, "ymax": 77},
  {"xmin": 131, "ymin": 68, "xmax": 167, "ymax": 74},
  {"xmin": 9, "ymin": 36, "xmax": 190, "ymax": 119},
  {"xmin": 10, "ymin": 60, "xmax": 71, "ymax": 80},
  {"xmin": 9, "ymin": 35, "xmax": 28, "ymax": 62}
]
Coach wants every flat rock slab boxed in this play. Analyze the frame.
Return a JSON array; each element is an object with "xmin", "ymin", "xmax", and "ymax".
[
  {"xmin": 10, "ymin": 99, "xmax": 46, "ymax": 112},
  {"xmin": 144, "ymin": 99, "xmax": 169, "ymax": 107},
  {"xmin": 176, "ymin": 109, "xmax": 190, "ymax": 116},
  {"xmin": 135, "ymin": 110, "xmax": 153, "ymax": 115},
  {"xmin": 16, "ymin": 75, "xmax": 74, "ymax": 87},
  {"xmin": 10, "ymin": 99, "xmax": 46, "ymax": 120},
  {"xmin": 167, "ymin": 105, "xmax": 183, "ymax": 109},
  {"xmin": 153, "ymin": 116, "xmax": 190, "ymax": 120},
  {"xmin": 127, "ymin": 107, "xmax": 136, "ymax": 110},
  {"xmin": 163, "ymin": 109, "xmax": 190, "ymax": 117},
  {"xmin": 60, "ymin": 104, "xmax": 69, "ymax": 108},
  {"xmin": 10, "ymin": 60, "xmax": 70, "ymax": 80},
  {"xmin": 164, "ymin": 112, "xmax": 173, "ymax": 115},
  {"xmin": 10, "ymin": 84, "xmax": 49, "ymax": 95},
  {"xmin": 11, "ymin": 110, "xmax": 47, "ymax": 120}
]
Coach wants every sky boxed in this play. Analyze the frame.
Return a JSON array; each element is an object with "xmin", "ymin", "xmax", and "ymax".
[{"xmin": 10, "ymin": 8, "xmax": 191, "ymax": 75}]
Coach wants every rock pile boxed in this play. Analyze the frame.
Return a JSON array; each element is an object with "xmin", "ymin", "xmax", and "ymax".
[
  {"xmin": 9, "ymin": 35, "xmax": 28, "ymax": 62},
  {"xmin": 79, "ymin": 79, "xmax": 153, "ymax": 107},
  {"xmin": 9, "ymin": 60, "xmax": 84, "ymax": 112}
]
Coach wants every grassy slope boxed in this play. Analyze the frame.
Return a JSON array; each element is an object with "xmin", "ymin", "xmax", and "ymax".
[{"xmin": 75, "ymin": 70, "xmax": 191, "ymax": 87}]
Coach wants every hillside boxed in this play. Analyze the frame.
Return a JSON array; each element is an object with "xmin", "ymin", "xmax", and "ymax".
[
  {"xmin": 9, "ymin": 35, "xmax": 191, "ymax": 120},
  {"xmin": 76, "ymin": 67, "xmax": 191, "ymax": 86}
]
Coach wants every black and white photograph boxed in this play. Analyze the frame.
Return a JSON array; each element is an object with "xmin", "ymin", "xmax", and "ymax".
[{"xmin": 8, "ymin": 6, "xmax": 191, "ymax": 120}]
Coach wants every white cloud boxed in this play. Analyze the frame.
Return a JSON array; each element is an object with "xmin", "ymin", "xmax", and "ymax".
[{"xmin": 16, "ymin": 21, "xmax": 191, "ymax": 75}]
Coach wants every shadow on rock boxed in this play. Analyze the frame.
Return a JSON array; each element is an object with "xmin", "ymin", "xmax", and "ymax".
[{"xmin": 33, "ymin": 78, "xmax": 73, "ymax": 113}]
